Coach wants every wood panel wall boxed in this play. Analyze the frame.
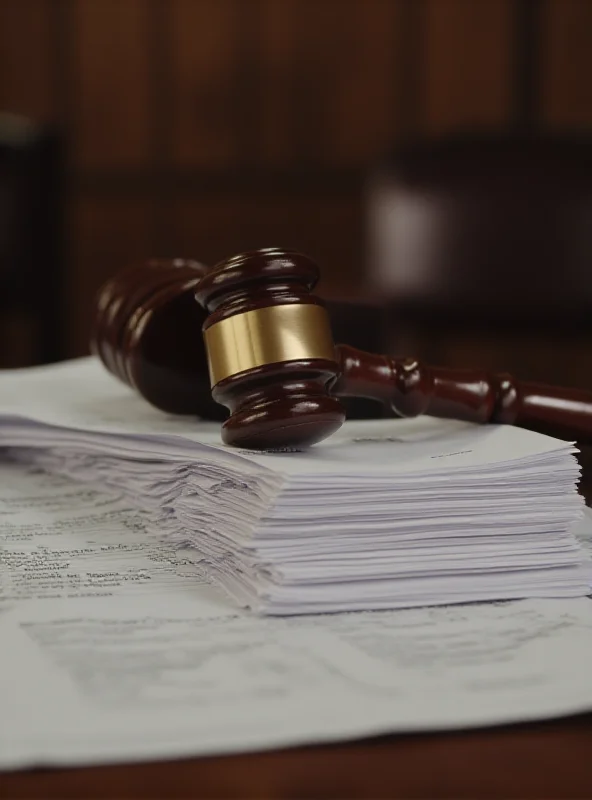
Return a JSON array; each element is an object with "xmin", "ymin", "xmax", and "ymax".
[{"xmin": 0, "ymin": 0, "xmax": 591, "ymax": 359}]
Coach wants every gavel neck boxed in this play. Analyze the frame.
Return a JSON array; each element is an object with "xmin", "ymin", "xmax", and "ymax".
[
  {"xmin": 335, "ymin": 344, "xmax": 500, "ymax": 423},
  {"xmin": 334, "ymin": 343, "xmax": 522, "ymax": 423},
  {"xmin": 332, "ymin": 345, "xmax": 435, "ymax": 417}
]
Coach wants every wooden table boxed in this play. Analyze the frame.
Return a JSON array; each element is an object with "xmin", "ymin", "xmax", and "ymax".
[{"xmin": 3, "ymin": 451, "xmax": 592, "ymax": 799}]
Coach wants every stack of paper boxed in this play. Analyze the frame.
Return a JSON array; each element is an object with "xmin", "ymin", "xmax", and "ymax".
[
  {"xmin": 4, "ymin": 459, "xmax": 592, "ymax": 771},
  {"xmin": 0, "ymin": 357, "xmax": 588, "ymax": 615}
]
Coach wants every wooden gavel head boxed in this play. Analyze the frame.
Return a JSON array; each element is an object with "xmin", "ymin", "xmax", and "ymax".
[
  {"xmin": 90, "ymin": 257, "xmax": 227, "ymax": 420},
  {"xmin": 194, "ymin": 248, "xmax": 346, "ymax": 449}
]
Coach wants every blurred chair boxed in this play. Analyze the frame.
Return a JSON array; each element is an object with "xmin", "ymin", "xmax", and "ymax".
[
  {"xmin": 366, "ymin": 133, "xmax": 592, "ymax": 388},
  {"xmin": 0, "ymin": 114, "xmax": 63, "ymax": 366}
]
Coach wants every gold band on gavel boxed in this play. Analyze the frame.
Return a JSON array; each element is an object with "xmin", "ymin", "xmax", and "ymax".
[{"xmin": 203, "ymin": 304, "xmax": 336, "ymax": 387}]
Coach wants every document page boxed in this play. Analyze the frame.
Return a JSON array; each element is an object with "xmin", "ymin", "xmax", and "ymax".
[
  {"xmin": 0, "ymin": 357, "xmax": 577, "ymax": 476},
  {"xmin": 0, "ymin": 461, "xmax": 232, "ymax": 613},
  {"xmin": 2, "ymin": 460, "xmax": 592, "ymax": 770}
]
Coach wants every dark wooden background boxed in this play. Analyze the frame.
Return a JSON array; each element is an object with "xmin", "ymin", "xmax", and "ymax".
[{"xmin": 0, "ymin": 0, "xmax": 591, "ymax": 359}]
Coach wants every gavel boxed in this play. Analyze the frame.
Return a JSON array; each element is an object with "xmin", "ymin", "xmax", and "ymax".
[
  {"xmin": 92, "ymin": 248, "xmax": 592, "ymax": 450},
  {"xmin": 90, "ymin": 254, "xmax": 387, "ymax": 421}
]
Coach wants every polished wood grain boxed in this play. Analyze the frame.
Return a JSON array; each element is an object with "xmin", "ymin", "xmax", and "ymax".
[
  {"xmin": 542, "ymin": 0, "xmax": 592, "ymax": 128},
  {"xmin": 72, "ymin": 0, "xmax": 153, "ymax": 168},
  {"xmin": 2, "ymin": 0, "xmax": 591, "ymax": 359},
  {"xmin": 421, "ymin": 0, "xmax": 513, "ymax": 133},
  {"xmin": 0, "ymin": 0, "xmax": 55, "ymax": 121},
  {"xmin": 170, "ymin": 0, "xmax": 244, "ymax": 169},
  {"xmin": 2, "ymin": 465, "xmax": 592, "ymax": 799},
  {"xmin": 256, "ymin": 0, "xmax": 402, "ymax": 167}
]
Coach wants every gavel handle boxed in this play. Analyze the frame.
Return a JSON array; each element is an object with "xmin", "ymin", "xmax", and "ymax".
[{"xmin": 333, "ymin": 344, "xmax": 592, "ymax": 444}]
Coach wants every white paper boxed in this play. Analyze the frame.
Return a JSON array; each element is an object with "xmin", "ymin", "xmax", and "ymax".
[
  {"xmin": 0, "ymin": 357, "xmax": 579, "ymax": 476},
  {"xmin": 0, "ymin": 461, "xmax": 230, "ymax": 613},
  {"xmin": 2, "ymin": 459, "xmax": 592, "ymax": 770},
  {"xmin": 1, "ymin": 356, "xmax": 588, "ymax": 615}
]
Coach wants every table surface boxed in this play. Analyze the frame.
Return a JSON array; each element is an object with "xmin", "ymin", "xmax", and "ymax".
[{"xmin": 3, "ymin": 450, "xmax": 592, "ymax": 800}]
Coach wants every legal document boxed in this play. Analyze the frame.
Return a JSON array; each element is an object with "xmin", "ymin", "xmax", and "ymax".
[
  {"xmin": 0, "ymin": 358, "xmax": 588, "ymax": 614},
  {"xmin": 2, "ymin": 460, "xmax": 592, "ymax": 770}
]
